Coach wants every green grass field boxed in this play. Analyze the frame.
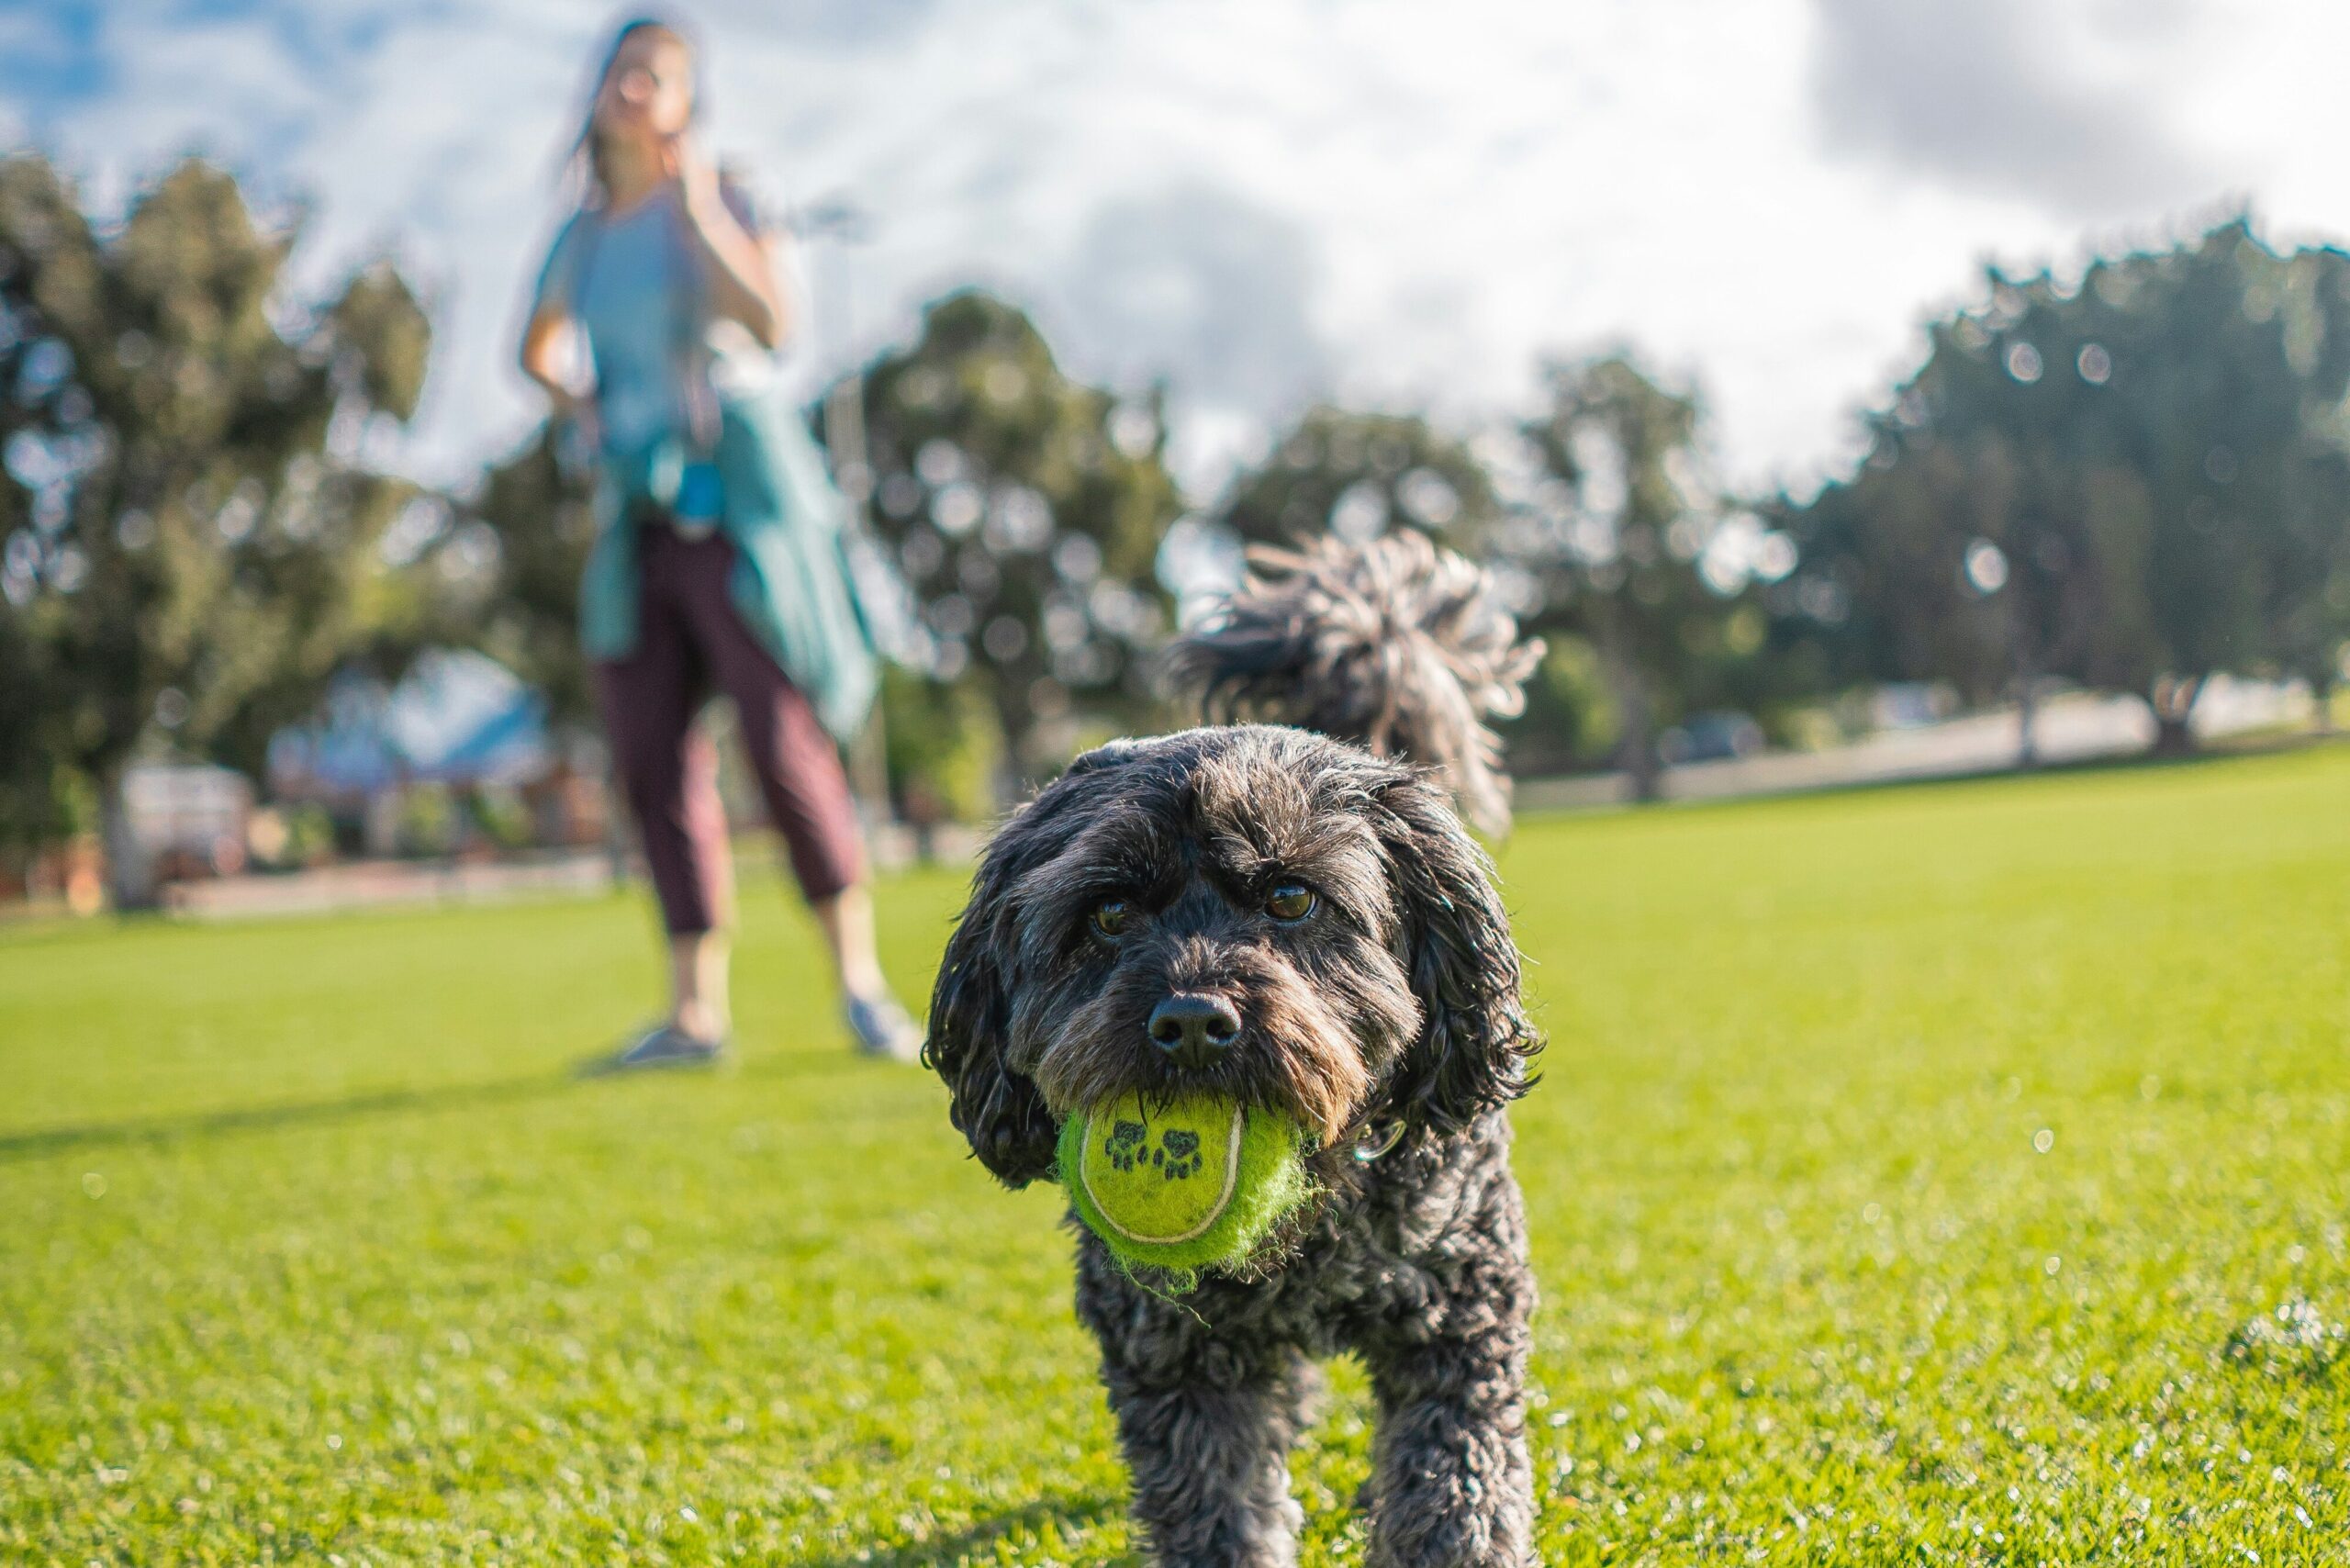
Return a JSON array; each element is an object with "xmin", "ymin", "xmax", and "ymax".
[{"xmin": 5, "ymin": 746, "xmax": 2346, "ymax": 1564}]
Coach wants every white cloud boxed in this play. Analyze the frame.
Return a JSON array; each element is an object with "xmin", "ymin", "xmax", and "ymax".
[{"xmin": 7, "ymin": 0, "xmax": 2346, "ymax": 501}]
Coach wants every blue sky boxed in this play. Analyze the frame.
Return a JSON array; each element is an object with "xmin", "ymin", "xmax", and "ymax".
[
  {"xmin": 4, "ymin": 0, "xmax": 2345, "ymax": 498},
  {"xmin": 2, "ymin": 2, "xmax": 431, "ymax": 119}
]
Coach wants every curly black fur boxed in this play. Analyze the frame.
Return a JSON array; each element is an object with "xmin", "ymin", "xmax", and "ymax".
[
  {"xmin": 1165, "ymin": 532, "xmax": 1543, "ymax": 840},
  {"xmin": 926, "ymin": 726, "xmax": 1542, "ymax": 1566}
]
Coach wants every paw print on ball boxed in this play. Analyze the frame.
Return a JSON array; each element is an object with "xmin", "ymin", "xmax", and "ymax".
[
  {"xmin": 1158, "ymin": 1128, "xmax": 1203, "ymax": 1181},
  {"xmin": 1102, "ymin": 1120, "xmax": 1148, "ymax": 1172}
]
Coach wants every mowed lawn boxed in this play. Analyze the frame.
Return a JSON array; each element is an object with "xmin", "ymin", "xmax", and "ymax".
[{"xmin": 3, "ymin": 746, "xmax": 2347, "ymax": 1565}]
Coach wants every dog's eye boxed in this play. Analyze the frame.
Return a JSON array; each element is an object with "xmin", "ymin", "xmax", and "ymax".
[
  {"xmin": 1264, "ymin": 884, "xmax": 1315, "ymax": 922},
  {"xmin": 1091, "ymin": 899, "xmax": 1131, "ymax": 938}
]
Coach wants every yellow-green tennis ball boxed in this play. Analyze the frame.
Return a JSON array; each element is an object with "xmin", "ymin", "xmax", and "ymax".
[{"xmin": 1058, "ymin": 1092, "xmax": 1308, "ymax": 1272}]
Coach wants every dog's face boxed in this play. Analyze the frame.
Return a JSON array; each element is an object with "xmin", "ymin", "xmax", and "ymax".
[{"xmin": 926, "ymin": 725, "xmax": 1539, "ymax": 1192}]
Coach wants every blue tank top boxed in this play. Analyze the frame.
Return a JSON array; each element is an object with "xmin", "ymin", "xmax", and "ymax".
[{"xmin": 532, "ymin": 182, "xmax": 762, "ymax": 475}]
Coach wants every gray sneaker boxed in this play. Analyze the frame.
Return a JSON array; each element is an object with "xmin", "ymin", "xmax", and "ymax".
[
  {"xmin": 585, "ymin": 1023, "xmax": 727, "ymax": 1076},
  {"xmin": 845, "ymin": 993, "xmax": 923, "ymax": 1062}
]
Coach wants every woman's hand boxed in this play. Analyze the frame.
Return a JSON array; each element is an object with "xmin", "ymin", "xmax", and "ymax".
[
  {"xmin": 660, "ymin": 129, "xmax": 725, "ymax": 226},
  {"xmin": 659, "ymin": 131, "xmax": 789, "ymax": 351}
]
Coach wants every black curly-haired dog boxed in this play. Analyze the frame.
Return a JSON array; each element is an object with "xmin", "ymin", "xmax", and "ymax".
[{"xmin": 927, "ymin": 724, "xmax": 1541, "ymax": 1567}]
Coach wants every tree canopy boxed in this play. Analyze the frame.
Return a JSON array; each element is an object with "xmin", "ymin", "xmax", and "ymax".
[
  {"xmin": 856, "ymin": 289, "xmax": 1183, "ymax": 780},
  {"xmin": 1779, "ymin": 219, "xmax": 2350, "ymax": 755},
  {"xmin": 0, "ymin": 154, "xmax": 431, "ymax": 896},
  {"xmin": 1500, "ymin": 353, "xmax": 1795, "ymax": 796},
  {"xmin": 1215, "ymin": 405, "xmax": 1502, "ymax": 554}
]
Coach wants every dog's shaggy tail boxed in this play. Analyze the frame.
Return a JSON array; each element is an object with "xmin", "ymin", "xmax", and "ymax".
[{"xmin": 1166, "ymin": 531, "xmax": 1544, "ymax": 839}]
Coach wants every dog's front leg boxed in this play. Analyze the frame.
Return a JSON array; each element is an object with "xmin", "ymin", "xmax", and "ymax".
[
  {"xmin": 1360, "ymin": 1192, "xmax": 1537, "ymax": 1566},
  {"xmin": 1086, "ymin": 1293, "xmax": 1317, "ymax": 1567},
  {"xmin": 1107, "ymin": 1363, "xmax": 1315, "ymax": 1567},
  {"xmin": 1362, "ymin": 1337, "xmax": 1532, "ymax": 1567}
]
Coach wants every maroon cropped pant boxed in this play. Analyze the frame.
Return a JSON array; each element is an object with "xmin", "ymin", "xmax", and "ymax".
[{"xmin": 594, "ymin": 523, "xmax": 865, "ymax": 935}]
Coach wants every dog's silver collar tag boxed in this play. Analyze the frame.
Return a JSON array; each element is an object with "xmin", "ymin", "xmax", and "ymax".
[{"xmin": 1352, "ymin": 1121, "xmax": 1405, "ymax": 1163}]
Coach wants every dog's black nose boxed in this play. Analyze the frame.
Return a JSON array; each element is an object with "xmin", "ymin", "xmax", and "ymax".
[{"xmin": 1147, "ymin": 993, "xmax": 1241, "ymax": 1069}]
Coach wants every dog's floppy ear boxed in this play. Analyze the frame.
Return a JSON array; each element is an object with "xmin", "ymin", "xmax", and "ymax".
[
  {"xmin": 925, "ymin": 850, "xmax": 1058, "ymax": 1184},
  {"xmin": 1372, "ymin": 770, "xmax": 1541, "ymax": 1137},
  {"xmin": 925, "ymin": 824, "xmax": 1060, "ymax": 1187}
]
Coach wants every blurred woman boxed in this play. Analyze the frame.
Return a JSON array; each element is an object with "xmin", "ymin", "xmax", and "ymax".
[{"xmin": 520, "ymin": 16, "xmax": 918, "ymax": 1066}]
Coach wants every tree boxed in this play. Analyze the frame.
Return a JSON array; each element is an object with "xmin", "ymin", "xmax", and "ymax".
[
  {"xmin": 1507, "ymin": 353, "xmax": 1777, "ymax": 800},
  {"xmin": 1773, "ymin": 429, "xmax": 2130, "ymax": 767},
  {"xmin": 1216, "ymin": 405, "xmax": 1502, "ymax": 553},
  {"xmin": 0, "ymin": 154, "xmax": 430, "ymax": 905},
  {"xmin": 2249, "ymin": 245, "xmax": 2350, "ymax": 731},
  {"xmin": 877, "ymin": 661, "xmax": 1002, "ymax": 852},
  {"xmin": 856, "ymin": 289, "xmax": 1183, "ymax": 781},
  {"xmin": 1784, "ymin": 220, "xmax": 2350, "ymax": 759},
  {"xmin": 1767, "ymin": 447, "xmax": 1998, "ymax": 712},
  {"xmin": 457, "ymin": 424, "xmax": 599, "ymax": 743}
]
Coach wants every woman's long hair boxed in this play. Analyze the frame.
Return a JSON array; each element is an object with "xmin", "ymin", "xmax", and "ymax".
[{"xmin": 565, "ymin": 15, "xmax": 702, "ymax": 208}]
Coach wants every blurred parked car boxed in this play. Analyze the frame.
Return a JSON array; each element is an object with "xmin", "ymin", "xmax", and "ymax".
[
  {"xmin": 1661, "ymin": 711, "xmax": 1765, "ymax": 766},
  {"xmin": 1870, "ymin": 681, "xmax": 1959, "ymax": 731}
]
